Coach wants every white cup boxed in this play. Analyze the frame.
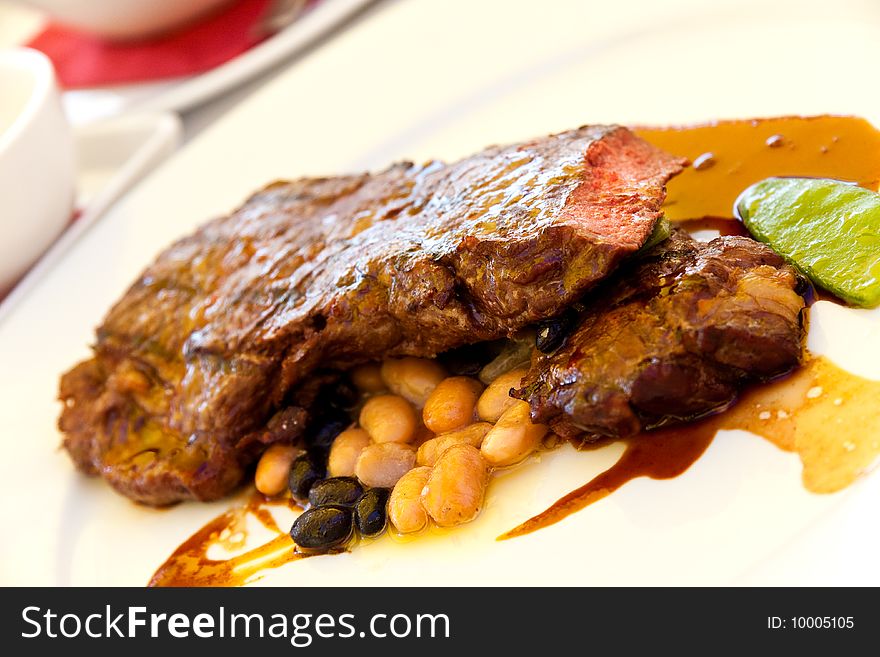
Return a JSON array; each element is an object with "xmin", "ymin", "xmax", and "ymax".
[
  {"xmin": 0, "ymin": 48, "xmax": 75, "ymax": 292},
  {"xmin": 14, "ymin": 0, "xmax": 235, "ymax": 41}
]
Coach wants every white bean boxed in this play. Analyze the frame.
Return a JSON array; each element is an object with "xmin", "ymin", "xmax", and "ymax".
[
  {"xmin": 480, "ymin": 400, "xmax": 547, "ymax": 467},
  {"xmin": 477, "ymin": 367, "xmax": 528, "ymax": 423},
  {"xmin": 388, "ymin": 466, "xmax": 432, "ymax": 534},
  {"xmin": 380, "ymin": 357, "xmax": 446, "ymax": 406},
  {"xmin": 359, "ymin": 394, "xmax": 418, "ymax": 443},
  {"xmin": 351, "ymin": 363, "xmax": 385, "ymax": 393},
  {"xmin": 416, "ymin": 422, "xmax": 492, "ymax": 467},
  {"xmin": 327, "ymin": 427, "xmax": 371, "ymax": 477},
  {"xmin": 422, "ymin": 376, "xmax": 484, "ymax": 433},
  {"xmin": 354, "ymin": 443, "xmax": 417, "ymax": 488},
  {"xmin": 422, "ymin": 444, "xmax": 488, "ymax": 527},
  {"xmin": 254, "ymin": 444, "xmax": 301, "ymax": 496}
]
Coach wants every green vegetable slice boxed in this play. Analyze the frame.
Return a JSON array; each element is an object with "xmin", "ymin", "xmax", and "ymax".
[
  {"xmin": 640, "ymin": 216, "xmax": 671, "ymax": 253},
  {"xmin": 736, "ymin": 177, "xmax": 880, "ymax": 307}
]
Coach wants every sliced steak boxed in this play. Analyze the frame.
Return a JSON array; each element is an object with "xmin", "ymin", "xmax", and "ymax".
[
  {"xmin": 59, "ymin": 126, "xmax": 683, "ymax": 505},
  {"xmin": 514, "ymin": 230, "xmax": 808, "ymax": 438}
]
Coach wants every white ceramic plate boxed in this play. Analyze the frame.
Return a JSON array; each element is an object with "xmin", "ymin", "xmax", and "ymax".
[
  {"xmin": 0, "ymin": 0, "xmax": 378, "ymax": 124},
  {"xmin": 1, "ymin": 0, "xmax": 879, "ymax": 586}
]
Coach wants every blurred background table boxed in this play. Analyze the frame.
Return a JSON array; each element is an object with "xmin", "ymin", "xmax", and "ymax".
[{"xmin": 0, "ymin": 0, "xmax": 385, "ymax": 141}]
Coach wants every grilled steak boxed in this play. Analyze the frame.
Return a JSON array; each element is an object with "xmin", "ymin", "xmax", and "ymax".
[
  {"xmin": 59, "ymin": 126, "xmax": 683, "ymax": 505},
  {"xmin": 514, "ymin": 229, "xmax": 808, "ymax": 438}
]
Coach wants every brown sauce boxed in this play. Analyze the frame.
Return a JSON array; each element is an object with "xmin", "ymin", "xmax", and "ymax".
[
  {"xmin": 636, "ymin": 116, "xmax": 880, "ymax": 222},
  {"xmin": 499, "ymin": 421, "xmax": 716, "ymax": 540},
  {"xmin": 812, "ymin": 287, "xmax": 847, "ymax": 305},
  {"xmin": 149, "ymin": 494, "xmax": 302, "ymax": 587},
  {"xmin": 500, "ymin": 355, "xmax": 880, "ymax": 539}
]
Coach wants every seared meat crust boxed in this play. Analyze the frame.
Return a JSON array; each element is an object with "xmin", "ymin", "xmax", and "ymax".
[{"xmin": 59, "ymin": 126, "xmax": 683, "ymax": 504}]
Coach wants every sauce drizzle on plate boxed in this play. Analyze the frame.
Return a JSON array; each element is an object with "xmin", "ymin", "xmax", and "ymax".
[
  {"xmin": 499, "ymin": 355, "xmax": 880, "ymax": 540},
  {"xmin": 149, "ymin": 495, "xmax": 302, "ymax": 587},
  {"xmin": 636, "ymin": 115, "xmax": 880, "ymax": 222}
]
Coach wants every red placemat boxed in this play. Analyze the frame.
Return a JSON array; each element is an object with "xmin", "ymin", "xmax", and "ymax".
[{"xmin": 26, "ymin": 0, "xmax": 281, "ymax": 89}]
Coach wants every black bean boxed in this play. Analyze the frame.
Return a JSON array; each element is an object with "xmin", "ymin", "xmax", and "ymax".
[
  {"xmin": 288, "ymin": 452, "xmax": 326, "ymax": 502},
  {"xmin": 312, "ymin": 375, "xmax": 360, "ymax": 412},
  {"xmin": 794, "ymin": 272, "xmax": 816, "ymax": 305},
  {"xmin": 290, "ymin": 506, "xmax": 354, "ymax": 552},
  {"xmin": 308, "ymin": 477, "xmax": 364, "ymax": 508},
  {"xmin": 328, "ymin": 377, "xmax": 360, "ymax": 411},
  {"xmin": 535, "ymin": 311, "xmax": 578, "ymax": 354},
  {"xmin": 305, "ymin": 407, "xmax": 352, "ymax": 452},
  {"xmin": 355, "ymin": 488, "xmax": 391, "ymax": 538},
  {"xmin": 439, "ymin": 344, "xmax": 492, "ymax": 376}
]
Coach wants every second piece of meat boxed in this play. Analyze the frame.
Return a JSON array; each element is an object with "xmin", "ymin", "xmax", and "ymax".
[{"xmin": 514, "ymin": 229, "xmax": 809, "ymax": 438}]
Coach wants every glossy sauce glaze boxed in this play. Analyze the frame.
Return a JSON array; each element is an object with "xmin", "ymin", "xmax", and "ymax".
[
  {"xmin": 500, "ymin": 355, "xmax": 880, "ymax": 539},
  {"xmin": 636, "ymin": 115, "xmax": 880, "ymax": 221}
]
